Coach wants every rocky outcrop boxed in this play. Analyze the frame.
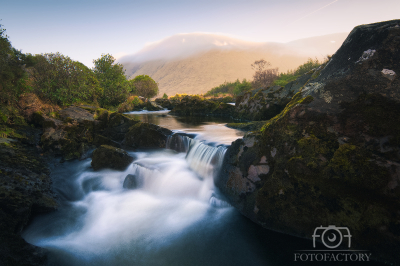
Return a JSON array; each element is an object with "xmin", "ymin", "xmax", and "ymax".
[
  {"xmin": 216, "ymin": 20, "xmax": 400, "ymax": 263},
  {"xmin": 123, "ymin": 122, "xmax": 172, "ymax": 149},
  {"xmin": 33, "ymin": 106, "xmax": 140, "ymax": 160},
  {"xmin": 91, "ymin": 145, "xmax": 135, "ymax": 171},
  {"xmin": 234, "ymin": 72, "xmax": 313, "ymax": 121},
  {"xmin": 0, "ymin": 124, "xmax": 57, "ymax": 265},
  {"xmin": 170, "ymin": 95, "xmax": 235, "ymax": 117}
]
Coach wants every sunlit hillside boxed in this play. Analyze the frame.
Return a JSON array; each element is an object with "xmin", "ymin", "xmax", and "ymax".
[{"xmin": 119, "ymin": 32, "xmax": 348, "ymax": 96}]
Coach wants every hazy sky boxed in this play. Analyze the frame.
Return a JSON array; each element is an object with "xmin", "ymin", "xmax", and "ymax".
[{"xmin": 1, "ymin": 0, "xmax": 399, "ymax": 67}]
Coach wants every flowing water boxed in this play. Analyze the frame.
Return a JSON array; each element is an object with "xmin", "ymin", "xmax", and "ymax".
[{"xmin": 22, "ymin": 111, "xmax": 322, "ymax": 266}]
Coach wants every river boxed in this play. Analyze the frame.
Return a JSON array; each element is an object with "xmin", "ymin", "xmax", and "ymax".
[{"xmin": 22, "ymin": 111, "xmax": 327, "ymax": 266}]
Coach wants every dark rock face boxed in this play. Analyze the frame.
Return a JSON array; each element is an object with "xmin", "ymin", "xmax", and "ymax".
[
  {"xmin": 91, "ymin": 145, "xmax": 134, "ymax": 171},
  {"xmin": 0, "ymin": 125, "xmax": 57, "ymax": 265},
  {"xmin": 170, "ymin": 96, "xmax": 235, "ymax": 117},
  {"xmin": 123, "ymin": 122, "xmax": 172, "ymax": 149},
  {"xmin": 216, "ymin": 20, "xmax": 400, "ymax": 263},
  {"xmin": 234, "ymin": 73, "xmax": 312, "ymax": 121},
  {"xmin": 123, "ymin": 174, "xmax": 137, "ymax": 189}
]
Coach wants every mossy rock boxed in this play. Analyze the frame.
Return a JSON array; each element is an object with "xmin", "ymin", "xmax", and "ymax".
[
  {"xmin": 123, "ymin": 122, "xmax": 172, "ymax": 149},
  {"xmin": 216, "ymin": 19, "xmax": 400, "ymax": 264},
  {"xmin": 91, "ymin": 145, "xmax": 135, "ymax": 171}
]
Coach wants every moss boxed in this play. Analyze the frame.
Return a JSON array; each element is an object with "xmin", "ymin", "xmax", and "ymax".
[{"xmin": 226, "ymin": 121, "xmax": 267, "ymax": 131}]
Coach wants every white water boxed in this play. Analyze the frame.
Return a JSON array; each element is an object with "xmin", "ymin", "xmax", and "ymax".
[{"xmin": 22, "ymin": 113, "xmax": 308, "ymax": 265}]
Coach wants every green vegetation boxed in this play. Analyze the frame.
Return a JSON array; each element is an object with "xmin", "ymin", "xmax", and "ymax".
[
  {"xmin": 129, "ymin": 74, "xmax": 159, "ymax": 99},
  {"xmin": 32, "ymin": 53, "xmax": 103, "ymax": 105},
  {"xmin": 273, "ymin": 58, "xmax": 323, "ymax": 86},
  {"xmin": 93, "ymin": 54, "xmax": 129, "ymax": 107},
  {"xmin": 1, "ymin": 23, "xmax": 161, "ymax": 111},
  {"xmin": 205, "ymin": 79, "xmax": 252, "ymax": 96},
  {"xmin": 0, "ymin": 24, "xmax": 34, "ymax": 106},
  {"xmin": 162, "ymin": 93, "xmax": 168, "ymax": 99}
]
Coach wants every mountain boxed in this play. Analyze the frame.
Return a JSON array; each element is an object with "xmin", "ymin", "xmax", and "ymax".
[{"xmin": 118, "ymin": 32, "xmax": 348, "ymax": 96}]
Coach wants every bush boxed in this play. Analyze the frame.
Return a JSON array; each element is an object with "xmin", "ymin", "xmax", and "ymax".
[{"xmin": 129, "ymin": 75, "xmax": 159, "ymax": 99}]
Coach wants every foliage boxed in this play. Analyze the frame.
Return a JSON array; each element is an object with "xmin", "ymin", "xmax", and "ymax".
[
  {"xmin": 205, "ymin": 79, "xmax": 253, "ymax": 97},
  {"xmin": 128, "ymin": 95, "xmax": 143, "ymax": 106},
  {"xmin": 294, "ymin": 57, "xmax": 321, "ymax": 76},
  {"xmin": 0, "ymin": 24, "xmax": 33, "ymax": 105},
  {"xmin": 93, "ymin": 54, "xmax": 128, "ymax": 107},
  {"xmin": 251, "ymin": 59, "xmax": 279, "ymax": 88},
  {"xmin": 31, "ymin": 53, "xmax": 102, "ymax": 105},
  {"xmin": 162, "ymin": 93, "xmax": 168, "ymax": 99},
  {"xmin": 130, "ymin": 75, "xmax": 159, "ymax": 99},
  {"xmin": 273, "ymin": 58, "xmax": 323, "ymax": 87},
  {"xmin": 233, "ymin": 79, "xmax": 253, "ymax": 95}
]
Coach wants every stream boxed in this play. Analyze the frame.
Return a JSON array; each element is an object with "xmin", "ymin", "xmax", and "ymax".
[{"xmin": 22, "ymin": 111, "xmax": 322, "ymax": 266}]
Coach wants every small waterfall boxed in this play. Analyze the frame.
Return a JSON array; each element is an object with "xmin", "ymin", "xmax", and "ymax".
[
  {"xmin": 166, "ymin": 133, "xmax": 194, "ymax": 153},
  {"xmin": 185, "ymin": 140, "xmax": 227, "ymax": 180}
]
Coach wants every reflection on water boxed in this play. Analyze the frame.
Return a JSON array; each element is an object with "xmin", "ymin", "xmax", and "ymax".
[{"xmin": 125, "ymin": 110, "xmax": 244, "ymax": 145}]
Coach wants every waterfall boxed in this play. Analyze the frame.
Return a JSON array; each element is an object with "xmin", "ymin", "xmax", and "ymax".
[{"xmin": 166, "ymin": 132, "xmax": 227, "ymax": 181}]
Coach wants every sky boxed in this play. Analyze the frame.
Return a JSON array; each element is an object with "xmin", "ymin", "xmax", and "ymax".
[{"xmin": 1, "ymin": 0, "xmax": 399, "ymax": 67}]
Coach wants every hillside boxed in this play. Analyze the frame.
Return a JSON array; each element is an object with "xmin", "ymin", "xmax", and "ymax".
[{"xmin": 119, "ymin": 33, "xmax": 348, "ymax": 96}]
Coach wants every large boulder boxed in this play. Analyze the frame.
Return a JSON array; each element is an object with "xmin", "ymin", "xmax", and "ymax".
[
  {"xmin": 123, "ymin": 122, "xmax": 172, "ymax": 149},
  {"xmin": 102, "ymin": 113, "xmax": 140, "ymax": 141},
  {"xmin": 216, "ymin": 20, "xmax": 400, "ymax": 263},
  {"xmin": 91, "ymin": 145, "xmax": 134, "ymax": 171},
  {"xmin": 170, "ymin": 96, "xmax": 235, "ymax": 117}
]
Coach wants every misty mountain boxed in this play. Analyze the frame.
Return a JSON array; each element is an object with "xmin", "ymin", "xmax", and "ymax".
[{"xmin": 118, "ymin": 32, "xmax": 348, "ymax": 96}]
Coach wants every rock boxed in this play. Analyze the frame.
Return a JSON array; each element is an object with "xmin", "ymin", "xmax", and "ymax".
[
  {"xmin": 166, "ymin": 133, "xmax": 195, "ymax": 153},
  {"xmin": 93, "ymin": 134, "xmax": 121, "ymax": 148},
  {"xmin": 91, "ymin": 145, "xmax": 134, "ymax": 171},
  {"xmin": 216, "ymin": 20, "xmax": 400, "ymax": 263},
  {"xmin": 145, "ymin": 101, "xmax": 164, "ymax": 111},
  {"xmin": 18, "ymin": 93, "xmax": 60, "ymax": 122},
  {"xmin": 123, "ymin": 122, "xmax": 172, "ymax": 149},
  {"xmin": 123, "ymin": 174, "xmax": 137, "ymax": 189},
  {"xmin": 102, "ymin": 113, "xmax": 140, "ymax": 141},
  {"xmin": 0, "ymin": 124, "xmax": 57, "ymax": 265},
  {"xmin": 58, "ymin": 106, "xmax": 94, "ymax": 123},
  {"xmin": 170, "ymin": 95, "xmax": 235, "ymax": 117}
]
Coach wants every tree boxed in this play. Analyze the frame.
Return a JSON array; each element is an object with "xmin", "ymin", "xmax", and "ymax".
[
  {"xmin": 31, "ymin": 53, "xmax": 102, "ymax": 105},
  {"xmin": 162, "ymin": 93, "xmax": 168, "ymax": 99},
  {"xmin": 130, "ymin": 75, "xmax": 159, "ymax": 99},
  {"xmin": 93, "ymin": 54, "xmax": 128, "ymax": 106},
  {"xmin": 0, "ymin": 24, "xmax": 32, "ymax": 105},
  {"xmin": 251, "ymin": 59, "xmax": 278, "ymax": 88}
]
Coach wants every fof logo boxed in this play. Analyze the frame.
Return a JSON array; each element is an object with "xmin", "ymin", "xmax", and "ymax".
[
  {"xmin": 294, "ymin": 225, "xmax": 372, "ymax": 262},
  {"xmin": 312, "ymin": 225, "xmax": 352, "ymax": 249}
]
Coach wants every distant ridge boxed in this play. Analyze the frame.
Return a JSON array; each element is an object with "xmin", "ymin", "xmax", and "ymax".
[{"xmin": 119, "ymin": 32, "xmax": 348, "ymax": 96}]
